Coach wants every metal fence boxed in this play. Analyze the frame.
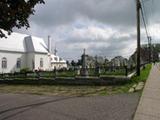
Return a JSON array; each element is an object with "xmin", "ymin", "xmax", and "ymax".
[{"xmin": 0, "ymin": 66, "xmax": 137, "ymax": 80}]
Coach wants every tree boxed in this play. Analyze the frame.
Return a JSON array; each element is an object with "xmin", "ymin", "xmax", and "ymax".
[
  {"xmin": 66, "ymin": 60, "xmax": 70, "ymax": 66},
  {"xmin": 0, "ymin": 0, "xmax": 45, "ymax": 38},
  {"xmin": 77, "ymin": 59, "xmax": 82, "ymax": 66},
  {"xmin": 71, "ymin": 60, "xmax": 76, "ymax": 67}
]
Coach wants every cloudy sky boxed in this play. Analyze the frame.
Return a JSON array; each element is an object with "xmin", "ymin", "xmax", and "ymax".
[{"xmin": 13, "ymin": 0, "xmax": 160, "ymax": 61}]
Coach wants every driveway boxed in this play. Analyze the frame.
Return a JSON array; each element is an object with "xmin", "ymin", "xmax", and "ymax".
[{"xmin": 0, "ymin": 93, "xmax": 140, "ymax": 120}]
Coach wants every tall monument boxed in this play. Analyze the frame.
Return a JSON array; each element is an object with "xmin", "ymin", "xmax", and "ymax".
[{"xmin": 80, "ymin": 49, "xmax": 88, "ymax": 77}]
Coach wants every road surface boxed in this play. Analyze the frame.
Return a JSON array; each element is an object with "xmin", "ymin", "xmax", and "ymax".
[{"xmin": 0, "ymin": 93, "xmax": 140, "ymax": 120}]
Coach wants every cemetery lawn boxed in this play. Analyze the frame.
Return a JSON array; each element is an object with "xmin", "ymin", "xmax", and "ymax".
[
  {"xmin": 0, "ymin": 64, "xmax": 152, "ymax": 96},
  {"xmin": 0, "ymin": 85, "xmax": 127, "ymax": 96}
]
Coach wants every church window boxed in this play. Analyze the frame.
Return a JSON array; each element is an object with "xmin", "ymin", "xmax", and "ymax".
[
  {"xmin": 2, "ymin": 57, "xmax": 7, "ymax": 69},
  {"xmin": 54, "ymin": 57, "xmax": 58, "ymax": 61},
  {"xmin": 16, "ymin": 58, "xmax": 21, "ymax": 68},
  {"xmin": 40, "ymin": 58, "xmax": 43, "ymax": 67}
]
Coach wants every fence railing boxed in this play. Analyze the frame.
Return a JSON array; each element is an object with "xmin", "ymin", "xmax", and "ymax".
[{"xmin": 0, "ymin": 65, "xmax": 139, "ymax": 80}]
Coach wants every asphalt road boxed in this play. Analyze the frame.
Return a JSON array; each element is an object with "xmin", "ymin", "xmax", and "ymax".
[{"xmin": 0, "ymin": 93, "xmax": 140, "ymax": 120}]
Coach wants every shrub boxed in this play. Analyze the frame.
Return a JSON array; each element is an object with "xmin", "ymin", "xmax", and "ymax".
[{"xmin": 20, "ymin": 68, "xmax": 30, "ymax": 73}]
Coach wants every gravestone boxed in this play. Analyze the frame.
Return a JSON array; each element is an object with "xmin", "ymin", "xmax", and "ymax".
[
  {"xmin": 76, "ymin": 67, "xmax": 80, "ymax": 75},
  {"xmin": 95, "ymin": 55, "xmax": 101, "ymax": 75}
]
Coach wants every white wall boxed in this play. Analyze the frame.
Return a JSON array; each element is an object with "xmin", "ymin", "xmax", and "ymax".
[
  {"xmin": 0, "ymin": 51, "xmax": 26, "ymax": 73},
  {"xmin": 50, "ymin": 54, "xmax": 67, "ymax": 70},
  {"xmin": 34, "ymin": 53, "xmax": 50, "ymax": 71},
  {"xmin": 26, "ymin": 53, "xmax": 35, "ymax": 70},
  {"xmin": 0, "ymin": 51, "xmax": 56, "ymax": 73}
]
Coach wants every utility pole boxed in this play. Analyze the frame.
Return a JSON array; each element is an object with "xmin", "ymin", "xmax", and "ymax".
[
  {"xmin": 150, "ymin": 37, "xmax": 152, "ymax": 62},
  {"xmin": 148, "ymin": 36, "xmax": 152, "ymax": 63},
  {"xmin": 136, "ymin": 0, "xmax": 141, "ymax": 76}
]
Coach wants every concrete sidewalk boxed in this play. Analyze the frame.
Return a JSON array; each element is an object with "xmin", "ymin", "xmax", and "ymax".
[{"xmin": 134, "ymin": 63, "xmax": 160, "ymax": 120}]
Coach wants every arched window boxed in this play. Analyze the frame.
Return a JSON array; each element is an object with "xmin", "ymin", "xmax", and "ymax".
[
  {"xmin": 16, "ymin": 58, "xmax": 21, "ymax": 68},
  {"xmin": 2, "ymin": 57, "xmax": 7, "ymax": 69},
  {"xmin": 40, "ymin": 58, "xmax": 43, "ymax": 67}
]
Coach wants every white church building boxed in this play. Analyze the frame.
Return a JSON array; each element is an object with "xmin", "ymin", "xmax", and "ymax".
[{"xmin": 0, "ymin": 31, "xmax": 67, "ymax": 73}]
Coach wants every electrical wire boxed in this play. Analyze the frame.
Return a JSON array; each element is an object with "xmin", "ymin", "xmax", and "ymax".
[{"xmin": 140, "ymin": 0, "xmax": 150, "ymax": 40}]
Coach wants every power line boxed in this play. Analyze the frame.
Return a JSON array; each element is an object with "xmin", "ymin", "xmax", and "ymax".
[
  {"xmin": 140, "ymin": 0, "xmax": 153, "ymax": 63},
  {"xmin": 140, "ymin": 0, "xmax": 150, "ymax": 40},
  {"xmin": 141, "ymin": 0, "xmax": 149, "ymax": 25},
  {"xmin": 142, "ymin": 0, "xmax": 154, "ymax": 35}
]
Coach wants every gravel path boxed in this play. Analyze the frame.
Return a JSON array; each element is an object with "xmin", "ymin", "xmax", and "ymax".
[{"xmin": 0, "ymin": 93, "xmax": 140, "ymax": 120}]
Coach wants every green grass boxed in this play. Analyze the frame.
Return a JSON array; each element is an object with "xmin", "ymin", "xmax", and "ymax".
[
  {"xmin": 102, "ymin": 71, "xmax": 125, "ymax": 76},
  {"xmin": 34, "ymin": 71, "xmax": 76, "ymax": 78},
  {"xmin": 131, "ymin": 64, "xmax": 152, "ymax": 83},
  {"xmin": 56, "ymin": 71, "xmax": 75, "ymax": 77}
]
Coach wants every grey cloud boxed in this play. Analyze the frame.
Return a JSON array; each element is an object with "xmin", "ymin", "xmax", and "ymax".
[
  {"xmin": 31, "ymin": 0, "xmax": 137, "ymax": 28},
  {"xmin": 55, "ymin": 30, "xmax": 137, "ymax": 60}
]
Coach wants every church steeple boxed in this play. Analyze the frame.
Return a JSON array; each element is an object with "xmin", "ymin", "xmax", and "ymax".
[{"xmin": 48, "ymin": 35, "xmax": 51, "ymax": 53}]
